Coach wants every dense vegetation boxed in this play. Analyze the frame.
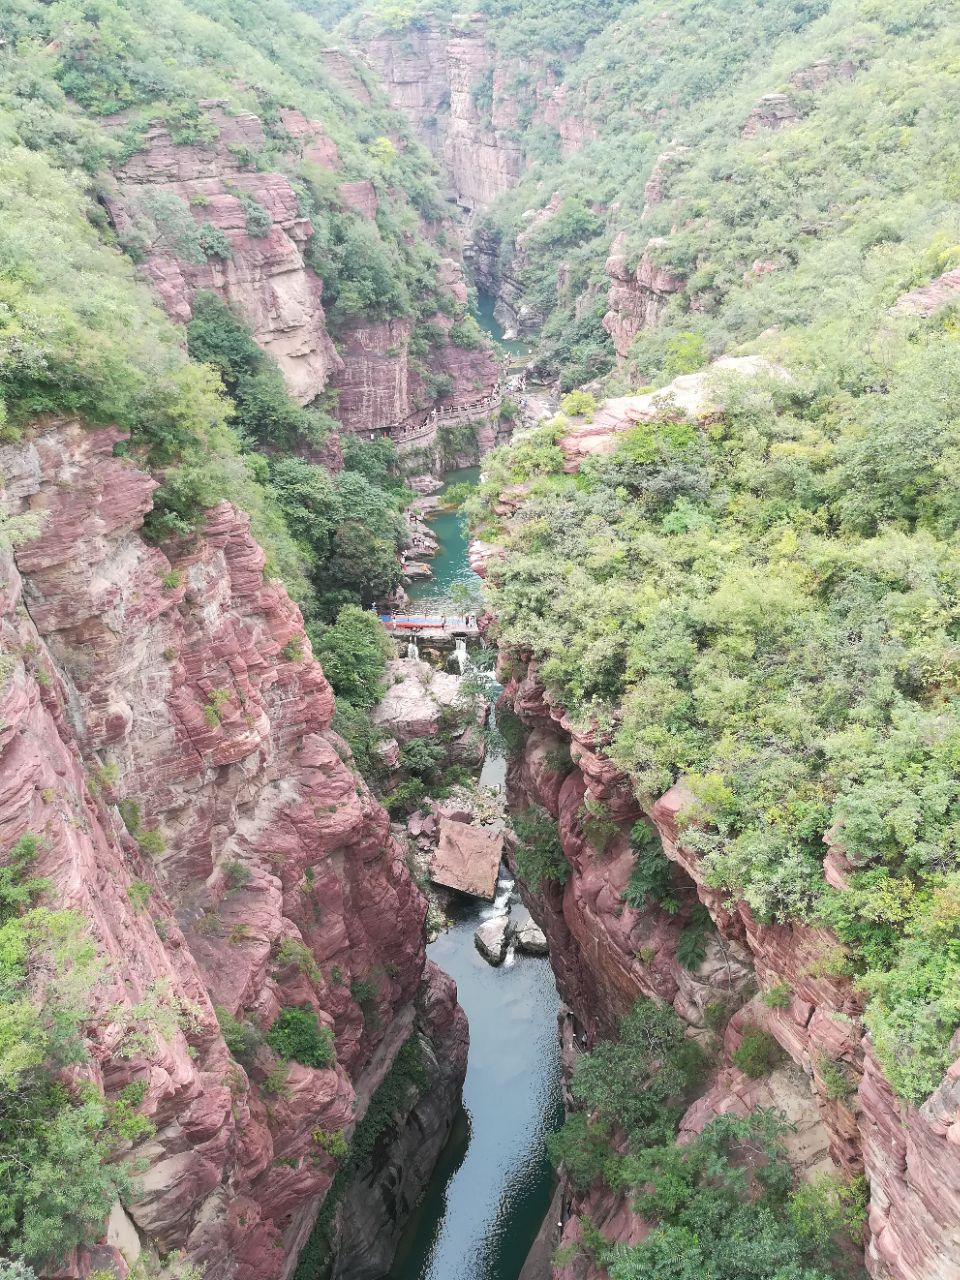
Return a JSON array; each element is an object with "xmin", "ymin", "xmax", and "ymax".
[
  {"xmin": 476, "ymin": 315, "xmax": 960, "ymax": 1103},
  {"xmin": 549, "ymin": 1001, "xmax": 862, "ymax": 1279}
]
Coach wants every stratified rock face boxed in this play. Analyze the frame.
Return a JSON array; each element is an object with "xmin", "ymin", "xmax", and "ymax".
[
  {"xmin": 444, "ymin": 16, "xmax": 524, "ymax": 209},
  {"xmin": 106, "ymin": 103, "xmax": 342, "ymax": 404},
  {"xmin": 0, "ymin": 420, "xmax": 465, "ymax": 1280},
  {"xmin": 329, "ymin": 298, "xmax": 501, "ymax": 435},
  {"xmin": 502, "ymin": 669, "xmax": 754, "ymax": 1045},
  {"xmin": 364, "ymin": 25, "xmax": 451, "ymax": 164},
  {"xmin": 860, "ymin": 1049, "xmax": 960, "ymax": 1280},
  {"xmin": 499, "ymin": 647, "xmax": 960, "ymax": 1280},
  {"xmin": 333, "ymin": 962, "xmax": 469, "ymax": 1280},
  {"xmin": 602, "ymin": 234, "xmax": 686, "ymax": 360}
]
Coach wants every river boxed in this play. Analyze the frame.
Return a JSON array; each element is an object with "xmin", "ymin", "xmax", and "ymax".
[{"xmin": 390, "ymin": 470, "xmax": 563, "ymax": 1280}]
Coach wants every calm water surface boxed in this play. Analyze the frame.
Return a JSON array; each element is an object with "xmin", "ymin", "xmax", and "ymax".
[
  {"xmin": 388, "ymin": 896, "xmax": 563, "ymax": 1280},
  {"xmin": 473, "ymin": 290, "xmax": 533, "ymax": 365},
  {"xmin": 407, "ymin": 467, "xmax": 482, "ymax": 613}
]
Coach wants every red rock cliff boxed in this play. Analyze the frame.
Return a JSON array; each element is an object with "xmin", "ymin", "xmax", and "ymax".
[
  {"xmin": 104, "ymin": 99, "xmax": 498, "ymax": 436},
  {"xmin": 499, "ymin": 650, "xmax": 960, "ymax": 1280},
  {"xmin": 0, "ymin": 420, "xmax": 466, "ymax": 1279}
]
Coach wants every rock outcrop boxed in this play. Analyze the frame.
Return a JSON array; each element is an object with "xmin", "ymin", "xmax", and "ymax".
[
  {"xmin": 891, "ymin": 267, "xmax": 960, "ymax": 318},
  {"xmin": 106, "ymin": 104, "xmax": 342, "ymax": 405},
  {"xmin": 557, "ymin": 355, "xmax": 787, "ymax": 469},
  {"xmin": 741, "ymin": 91, "xmax": 800, "ymax": 138},
  {"xmin": 0, "ymin": 420, "xmax": 466, "ymax": 1279},
  {"xmin": 372, "ymin": 658, "xmax": 485, "ymax": 768},
  {"xmin": 602, "ymin": 235, "xmax": 686, "ymax": 360}
]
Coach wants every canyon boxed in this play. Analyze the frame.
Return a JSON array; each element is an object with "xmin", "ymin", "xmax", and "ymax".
[
  {"xmin": 3, "ymin": 3, "xmax": 960, "ymax": 1280},
  {"xmin": 0, "ymin": 418, "xmax": 468, "ymax": 1280}
]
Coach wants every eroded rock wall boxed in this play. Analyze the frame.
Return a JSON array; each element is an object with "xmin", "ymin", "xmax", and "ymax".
[
  {"xmin": 105, "ymin": 101, "xmax": 498, "ymax": 434},
  {"xmin": 498, "ymin": 651, "xmax": 960, "ymax": 1280},
  {"xmin": 106, "ymin": 104, "xmax": 342, "ymax": 405},
  {"xmin": 0, "ymin": 420, "xmax": 466, "ymax": 1279}
]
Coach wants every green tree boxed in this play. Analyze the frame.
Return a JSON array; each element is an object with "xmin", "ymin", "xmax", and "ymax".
[{"xmin": 310, "ymin": 606, "xmax": 393, "ymax": 708}]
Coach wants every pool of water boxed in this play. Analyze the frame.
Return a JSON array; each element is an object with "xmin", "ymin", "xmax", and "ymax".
[
  {"xmin": 388, "ymin": 889, "xmax": 563, "ymax": 1280},
  {"xmin": 473, "ymin": 290, "xmax": 534, "ymax": 365},
  {"xmin": 408, "ymin": 467, "xmax": 483, "ymax": 614}
]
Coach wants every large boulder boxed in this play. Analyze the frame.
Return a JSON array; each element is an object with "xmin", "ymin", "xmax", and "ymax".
[
  {"xmin": 474, "ymin": 916, "xmax": 511, "ymax": 965},
  {"xmin": 431, "ymin": 817, "xmax": 504, "ymax": 900},
  {"xmin": 515, "ymin": 920, "xmax": 549, "ymax": 956},
  {"xmin": 372, "ymin": 658, "xmax": 464, "ymax": 743}
]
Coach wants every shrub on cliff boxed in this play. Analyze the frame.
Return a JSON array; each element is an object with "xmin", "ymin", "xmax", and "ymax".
[
  {"xmin": 0, "ymin": 835, "xmax": 130, "ymax": 1264},
  {"xmin": 570, "ymin": 998, "xmax": 705, "ymax": 1148},
  {"xmin": 311, "ymin": 605, "xmax": 394, "ymax": 708},
  {"xmin": 512, "ymin": 804, "xmax": 569, "ymax": 889},
  {"xmin": 266, "ymin": 1007, "xmax": 336, "ymax": 1069},
  {"xmin": 606, "ymin": 1113, "xmax": 857, "ymax": 1280}
]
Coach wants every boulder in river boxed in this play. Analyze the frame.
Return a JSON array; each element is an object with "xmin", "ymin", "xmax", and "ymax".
[
  {"xmin": 515, "ymin": 920, "xmax": 549, "ymax": 956},
  {"xmin": 474, "ymin": 916, "xmax": 510, "ymax": 965},
  {"xmin": 431, "ymin": 817, "xmax": 503, "ymax": 899}
]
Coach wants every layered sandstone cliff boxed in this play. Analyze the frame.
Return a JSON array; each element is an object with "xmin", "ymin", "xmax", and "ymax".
[
  {"xmin": 106, "ymin": 103, "xmax": 342, "ymax": 405},
  {"xmin": 499, "ymin": 650, "xmax": 960, "ymax": 1280},
  {"xmin": 0, "ymin": 420, "xmax": 466, "ymax": 1279},
  {"xmin": 602, "ymin": 234, "xmax": 686, "ymax": 361},
  {"xmin": 104, "ymin": 100, "xmax": 499, "ymax": 436},
  {"xmin": 360, "ymin": 14, "xmax": 594, "ymax": 213}
]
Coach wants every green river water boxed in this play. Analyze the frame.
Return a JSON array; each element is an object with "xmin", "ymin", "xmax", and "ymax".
[{"xmin": 392, "ymin": 453, "xmax": 564, "ymax": 1280}]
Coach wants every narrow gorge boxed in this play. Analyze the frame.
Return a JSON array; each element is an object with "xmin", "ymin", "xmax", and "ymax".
[{"xmin": 2, "ymin": 3, "xmax": 960, "ymax": 1280}]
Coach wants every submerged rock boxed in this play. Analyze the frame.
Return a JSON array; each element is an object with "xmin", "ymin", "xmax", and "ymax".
[
  {"xmin": 474, "ymin": 916, "xmax": 511, "ymax": 965},
  {"xmin": 515, "ymin": 920, "xmax": 549, "ymax": 956}
]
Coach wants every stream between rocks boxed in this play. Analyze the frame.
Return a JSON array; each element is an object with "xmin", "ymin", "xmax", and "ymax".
[{"xmin": 390, "ymin": 467, "xmax": 564, "ymax": 1280}]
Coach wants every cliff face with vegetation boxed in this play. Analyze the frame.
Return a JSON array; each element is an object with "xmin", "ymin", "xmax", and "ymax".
[
  {"xmin": 0, "ymin": 3, "xmax": 484, "ymax": 1276},
  {"xmin": 470, "ymin": 336, "xmax": 960, "ymax": 1279},
  {"xmin": 0, "ymin": 417, "xmax": 467, "ymax": 1279}
]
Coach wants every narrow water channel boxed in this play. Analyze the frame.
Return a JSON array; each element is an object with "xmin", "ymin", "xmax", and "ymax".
[
  {"xmin": 392, "ymin": 471, "xmax": 564, "ymax": 1280},
  {"xmin": 407, "ymin": 467, "xmax": 482, "ymax": 614}
]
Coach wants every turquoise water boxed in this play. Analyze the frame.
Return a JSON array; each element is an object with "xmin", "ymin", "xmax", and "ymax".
[
  {"xmin": 388, "ymin": 896, "xmax": 563, "ymax": 1280},
  {"xmin": 407, "ymin": 468, "xmax": 483, "ymax": 613},
  {"xmin": 473, "ymin": 290, "xmax": 534, "ymax": 365}
]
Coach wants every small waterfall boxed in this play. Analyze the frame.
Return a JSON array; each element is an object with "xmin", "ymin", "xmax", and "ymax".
[
  {"xmin": 406, "ymin": 640, "xmax": 420, "ymax": 661},
  {"xmin": 451, "ymin": 637, "xmax": 468, "ymax": 674}
]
